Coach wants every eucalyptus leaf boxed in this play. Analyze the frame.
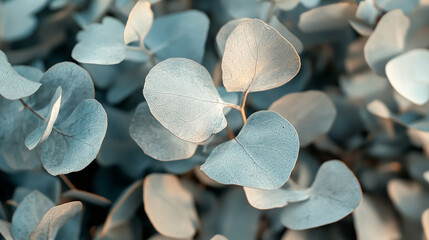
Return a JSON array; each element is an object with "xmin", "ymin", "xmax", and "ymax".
[
  {"xmin": 29, "ymin": 201, "xmax": 82, "ymax": 240},
  {"xmin": 298, "ymin": 2, "xmax": 357, "ymax": 32},
  {"xmin": 99, "ymin": 180, "xmax": 143, "ymax": 239},
  {"xmin": 144, "ymin": 58, "xmax": 230, "ymax": 143},
  {"xmin": 74, "ymin": 0, "xmax": 113, "ymax": 27},
  {"xmin": 387, "ymin": 179, "xmax": 429, "ymax": 221},
  {"xmin": 25, "ymin": 86, "xmax": 62, "ymax": 150},
  {"xmin": 0, "ymin": 220, "xmax": 12, "ymax": 240},
  {"xmin": 423, "ymin": 209, "xmax": 429, "ymax": 240},
  {"xmin": 275, "ymin": 0, "xmax": 300, "ymax": 11},
  {"xmin": 0, "ymin": 51, "xmax": 41, "ymax": 100},
  {"xmin": 0, "ymin": 0, "xmax": 48, "ymax": 42},
  {"xmin": 375, "ymin": 0, "xmax": 419, "ymax": 14},
  {"xmin": 281, "ymin": 160, "xmax": 362, "ymax": 230},
  {"xmin": 244, "ymin": 185, "xmax": 309, "ymax": 210},
  {"xmin": 145, "ymin": 10, "xmax": 210, "ymax": 63},
  {"xmin": 123, "ymin": 0, "xmax": 153, "ymax": 45},
  {"xmin": 201, "ymin": 111, "xmax": 299, "ymax": 190},
  {"xmin": 386, "ymin": 49, "xmax": 429, "ymax": 105},
  {"xmin": 129, "ymin": 102, "xmax": 198, "ymax": 161},
  {"xmin": 364, "ymin": 9, "xmax": 410, "ymax": 75},
  {"xmin": 269, "ymin": 90, "xmax": 336, "ymax": 146},
  {"xmin": 11, "ymin": 191, "xmax": 55, "ymax": 240},
  {"xmin": 222, "ymin": 19, "xmax": 300, "ymax": 93},
  {"xmin": 72, "ymin": 17, "xmax": 127, "ymax": 65},
  {"xmin": 143, "ymin": 174, "xmax": 198, "ymax": 239},
  {"xmin": 211, "ymin": 234, "xmax": 228, "ymax": 240}
]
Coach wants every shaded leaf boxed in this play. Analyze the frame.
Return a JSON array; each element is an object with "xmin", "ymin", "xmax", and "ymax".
[
  {"xmin": 62, "ymin": 190, "xmax": 111, "ymax": 206},
  {"xmin": 29, "ymin": 201, "xmax": 82, "ymax": 240},
  {"xmin": 72, "ymin": 17, "xmax": 126, "ymax": 65},
  {"xmin": 99, "ymin": 180, "xmax": 143, "ymax": 239},
  {"xmin": 144, "ymin": 58, "xmax": 230, "ymax": 143},
  {"xmin": 0, "ymin": 51, "xmax": 41, "ymax": 100},
  {"xmin": 269, "ymin": 90, "xmax": 336, "ymax": 146},
  {"xmin": 222, "ymin": 19, "xmax": 300, "ymax": 93},
  {"xmin": 130, "ymin": 102, "xmax": 198, "ymax": 161},
  {"xmin": 145, "ymin": 10, "xmax": 209, "ymax": 63},
  {"xmin": 201, "ymin": 111, "xmax": 299, "ymax": 190},
  {"xmin": 375, "ymin": 0, "xmax": 419, "ymax": 14},
  {"xmin": 281, "ymin": 160, "xmax": 362, "ymax": 230},
  {"xmin": 11, "ymin": 191, "xmax": 54, "ymax": 240},
  {"xmin": 144, "ymin": 174, "xmax": 198, "ymax": 239}
]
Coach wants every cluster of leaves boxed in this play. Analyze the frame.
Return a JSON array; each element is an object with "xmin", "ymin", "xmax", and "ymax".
[{"xmin": 1, "ymin": 0, "xmax": 429, "ymax": 239}]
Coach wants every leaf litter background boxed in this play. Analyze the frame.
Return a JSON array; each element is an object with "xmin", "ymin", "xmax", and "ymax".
[{"xmin": 1, "ymin": 0, "xmax": 429, "ymax": 239}]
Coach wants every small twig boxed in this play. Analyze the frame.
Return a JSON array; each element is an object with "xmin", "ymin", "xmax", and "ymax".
[
  {"xmin": 239, "ymin": 90, "xmax": 249, "ymax": 124},
  {"xmin": 19, "ymin": 99, "xmax": 45, "ymax": 121},
  {"xmin": 59, "ymin": 174, "xmax": 77, "ymax": 190},
  {"xmin": 265, "ymin": 0, "xmax": 275, "ymax": 23}
]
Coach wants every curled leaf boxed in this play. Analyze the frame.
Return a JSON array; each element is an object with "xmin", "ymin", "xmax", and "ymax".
[{"xmin": 244, "ymin": 185, "xmax": 309, "ymax": 210}]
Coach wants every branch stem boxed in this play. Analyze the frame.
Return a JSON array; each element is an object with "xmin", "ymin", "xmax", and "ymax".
[
  {"xmin": 266, "ymin": 0, "xmax": 275, "ymax": 23},
  {"xmin": 59, "ymin": 174, "xmax": 77, "ymax": 190}
]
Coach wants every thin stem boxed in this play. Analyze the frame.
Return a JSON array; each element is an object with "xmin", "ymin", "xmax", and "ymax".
[
  {"xmin": 239, "ymin": 90, "xmax": 249, "ymax": 124},
  {"xmin": 19, "ymin": 99, "xmax": 45, "ymax": 121},
  {"xmin": 224, "ymin": 103, "xmax": 241, "ymax": 111},
  {"xmin": 265, "ymin": 0, "xmax": 275, "ymax": 23},
  {"xmin": 140, "ymin": 37, "xmax": 156, "ymax": 67},
  {"xmin": 59, "ymin": 174, "xmax": 77, "ymax": 190},
  {"xmin": 225, "ymin": 126, "xmax": 235, "ymax": 139}
]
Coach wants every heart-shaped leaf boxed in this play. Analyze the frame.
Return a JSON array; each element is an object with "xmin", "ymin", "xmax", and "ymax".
[
  {"xmin": 130, "ymin": 102, "xmax": 198, "ymax": 161},
  {"xmin": 0, "ymin": 51, "xmax": 41, "ymax": 100},
  {"xmin": 144, "ymin": 58, "xmax": 233, "ymax": 143},
  {"xmin": 201, "ymin": 111, "xmax": 299, "ymax": 190},
  {"xmin": 281, "ymin": 160, "xmax": 362, "ymax": 230},
  {"xmin": 144, "ymin": 174, "xmax": 198, "ymax": 239},
  {"xmin": 222, "ymin": 19, "xmax": 300, "ymax": 93},
  {"xmin": 269, "ymin": 90, "xmax": 336, "ymax": 146}
]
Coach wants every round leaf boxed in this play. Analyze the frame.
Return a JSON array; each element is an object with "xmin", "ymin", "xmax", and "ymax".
[
  {"xmin": 269, "ymin": 90, "xmax": 336, "ymax": 146},
  {"xmin": 144, "ymin": 174, "xmax": 198, "ymax": 239},
  {"xmin": 201, "ymin": 111, "xmax": 299, "ymax": 190},
  {"xmin": 281, "ymin": 160, "xmax": 362, "ymax": 230},
  {"xmin": 143, "ymin": 58, "xmax": 230, "ymax": 143},
  {"xmin": 222, "ymin": 19, "xmax": 300, "ymax": 93}
]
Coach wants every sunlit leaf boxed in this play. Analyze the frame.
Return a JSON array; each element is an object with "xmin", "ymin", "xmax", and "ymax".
[
  {"xmin": 11, "ymin": 191, "xmax": 54, "ymax": 240},
  {"xmin": 222, "ymin": 19, "xmax": 300, "ymax": 93},
  {"xmin": 386, "ymin": 49, "xmax": 429, "ymax": 105},
  {"xmin": 269, "ymin": 16, "xmax": 303, "ymax": 54},
  {"xmin": 387, "ymin": 179, "xmax": 429, "ymax": 221},
  {"xmin": 353, "ymin": 194, "xmax": 401, "ymax": 240},
  {"xmin": 298, "ymin": 3, "xmax": 357, "ymax": 32},
  {"xmin": 144, "ymin": 58, "xmax": 230, "ymax": 143},
  {"xmin": 72, "ymin": 17, "xmax": 126, "ymax": 65},
  {"xmin": 244, "ymin": 184, "xmax": 309, "ymax": 210},
  {"xmin": 423, "ymin": 209, "xmax": 429, "ymax": 240},
  {"xmin": 211, "ymin": 234, "xmax": 228, "ymax": 240},
  {"xmin": 281, "ymin": 160, "xmax": 362, "ymax": 230},
  {"xmin": 0, "ymin": 51, "xmax": 41, "ymax": 100},
  {"xmin": 0, "ymin": 220, "xmax": 12, "ymax": 240},
  {"xmin": 99, "ymin": 180, "xmax": 143, "ymax": 239},
  {"xmin": 29, "ymin": 201, "xmax": 82, "ymax": 240},
  {"xmin": 201, "ymin": 111, "xmax": 299, "ymax": 190},
  {"xmin": 25, "ymin": 87, "xmax": 62, "ymax": 150},
  {"xmin": 124, "ymin": 0, "xmax": 153, "ymax": 45},
  {"xmin": 130, "ymin": 102, "xmax": 198, "ymax": 161},
  {"xmin": 364, "ymin": 9, "xmax": 409, "ymax": 75},
  {"xmin": 269, "ymin": 90, "xmax": 336, "ymax": 146},
  {"xmin": 144, "ymin": 174, "xmax": 198, "ymax": 239}
]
